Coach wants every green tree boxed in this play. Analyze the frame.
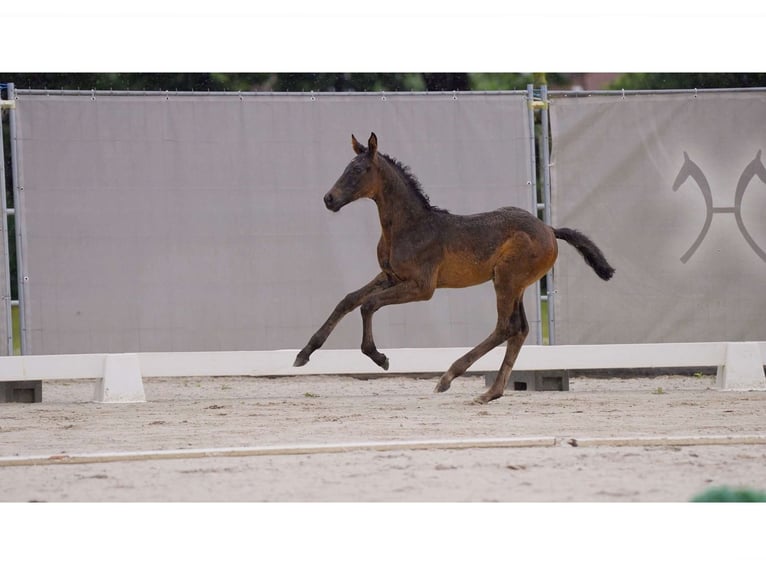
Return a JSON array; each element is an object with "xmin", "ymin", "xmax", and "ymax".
[
  {"xmin": 265, "ymin": 73, "xmax": 427, "ymax": 92},
  {"xmin": 0, "ymin": 73, "xmax": 551, "ymax": 93},
  {"xmin": 470, "ymin": 73, "xmax": 568, "ymax": 90},
  {"xmin": 608, "ymin": 73, "xmax": 766, "ymax": 90},
  {"xmin": 1, "ymin": 73, "xmax": 270, "ymax": 92},
  {"xmin": 0, "ymin": 73, "xmax": 455, "ymax": 93}
]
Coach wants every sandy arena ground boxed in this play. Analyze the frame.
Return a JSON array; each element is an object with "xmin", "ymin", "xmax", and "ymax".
[{"xmin": 1, "ymin": 373, "xmax": 766, "ymax": 502}]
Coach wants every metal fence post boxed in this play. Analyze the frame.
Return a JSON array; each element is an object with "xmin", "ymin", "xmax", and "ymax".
[
  {"xmin": 0, "ymin": 85, "xmax": 14, "ymax": 355},
  {"xmin": 7, "ymin": 83, "xmax": 28, "ymax": 354},
  {"xmin": 526, "ymin": 84, "xmax": 543, "ymax": 344},
  {"xmin": 539, "ymin": 84, "xmax": 555, "ymax": 345}
]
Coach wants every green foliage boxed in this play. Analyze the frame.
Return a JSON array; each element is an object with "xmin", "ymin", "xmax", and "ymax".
[
  {"xmin": 470, "ymin": 73, "xmax": 569, "ymax": 91},
  {"xmin": 470, "ymin": 73, "xmax": 533, "ymax": 91},
  {"xmin": 1, "ymin": 72, "xmax": 567, "ymax": 94},
  {"xmin": 0, "ymin": 73, "xmax": 433, "ymax": 93},
  {"xmin": 608, "ymin": 73, "xmax": 766, "ymax": 90},
  {"xmin": 268, "ymin": 73, "xmax": 428, "ymax": 92},
  {"xmin": 12, "ymin": 306, "xmax": 20, "ymax": 355},
  {"xmin": 5, "ymin": 73, "xmax": 764, "ymax": 94},
  {"xmin": 2, "ymin": 73, "xmax": 251, "ymax": 91},
  {"xmin": 691, "ymin": 486, "xmax": 766, "ymax": 502}
]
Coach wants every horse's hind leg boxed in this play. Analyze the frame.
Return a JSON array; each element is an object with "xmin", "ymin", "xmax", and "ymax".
[
  {"xmin": 433, "ymin": 328, "xmax": 510, "ymax": 394},
  {"xmin": 294, "ymin": 273, "xmax": 391, "ymax": 367},
  {"xmin": 475, "ymin": 300, "xmax": 529, "ymax": 404},
  {"xmin": 433, "ymin": 287, "xmax": 522, "ymax": 395}
]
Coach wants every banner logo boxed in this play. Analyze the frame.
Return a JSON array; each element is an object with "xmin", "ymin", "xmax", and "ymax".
[{"xmin": 672, "ymin": 150, "xmax": 766, "ymax": 263}]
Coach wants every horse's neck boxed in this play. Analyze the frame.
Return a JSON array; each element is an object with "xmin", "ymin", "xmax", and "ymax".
[{"xmin": 373, "ymin": 169, "xmax": 431, "ymax": 235}]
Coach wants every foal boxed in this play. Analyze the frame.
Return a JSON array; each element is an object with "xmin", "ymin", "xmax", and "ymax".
[{"xmin": 294, "ymin": 133, "xmax": 614, "ymax": 403}]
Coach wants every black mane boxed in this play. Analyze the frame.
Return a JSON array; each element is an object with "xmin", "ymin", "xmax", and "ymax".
[{"xmin": 381, "ymin": 153, "xmax": 450, "ymax": 214}]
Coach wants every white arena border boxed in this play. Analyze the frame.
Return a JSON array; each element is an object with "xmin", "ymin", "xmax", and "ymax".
[
  {"xmin": 0, "ymin": 342, "xmax": 764, "ymax": 403},
  {"xmin": 2, "ymin": 434, "xmax": 766, "ymax": 468}
]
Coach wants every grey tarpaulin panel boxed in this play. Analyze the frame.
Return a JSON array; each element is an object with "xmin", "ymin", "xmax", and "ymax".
[
  {"xmin": 550, "ymin": 91, "xmax": 766, "ymax": 344},
  {"xmin": 14, "ymin": 92, "xmax": 537, "ymax": 353},
  {"xmin": 0, "ymin": 215, "xmax": 8, "ymax": 354},
  {"xmin": 0, "ymin": 109, "xmax": 9, "ymax": 355}
]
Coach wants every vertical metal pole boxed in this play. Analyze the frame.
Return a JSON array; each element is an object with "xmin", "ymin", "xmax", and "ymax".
[
  {"xmin": 526, "ymin": 84, "xmax": 543, "ymax": 345},
  {"xmin": 7, "ymin": 83, "xmax": 28, "ymax": 354},
  {"xmin": 0, "ymin": 88, "xmax": 14, "ymax": 354},
  {"xmin": 540, "ymin": 85, "xmax": 556, "ymax": 345}
]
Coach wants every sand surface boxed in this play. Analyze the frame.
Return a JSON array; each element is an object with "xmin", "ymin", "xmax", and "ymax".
[{"xmin": 1, "ymin": 373, "xmax": 765, "ymax": 502}]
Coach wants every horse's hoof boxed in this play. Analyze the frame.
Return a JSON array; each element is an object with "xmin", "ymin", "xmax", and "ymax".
[
  {"xmin": 378, "ymin": 355, "xmax": 389, "ymax": 371},
  {"xmin": 472, "ymin": 395, "xmax": 490, "ymax": 405},
  {"xmin": 434, "ymin": 380, "xmax": 451, "ymax": 393},
  {"xmin": 293, "ymin": 353, "xmax": 309, "ymax": 367}
]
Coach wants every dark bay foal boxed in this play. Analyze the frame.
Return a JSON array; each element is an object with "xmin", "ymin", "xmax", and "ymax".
[{"xmin": 294, "ymin": 133, "xmax": 614, "ymax": 403}]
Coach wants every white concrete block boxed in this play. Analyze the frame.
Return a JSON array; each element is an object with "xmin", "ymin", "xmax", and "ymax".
[
  {"xmin": 94, "ymin": 354, "xmax": 146, "ymax": 403},
  {"xmin": 716, "ymin": 342, "xmax": 766, "ymax": 391}
]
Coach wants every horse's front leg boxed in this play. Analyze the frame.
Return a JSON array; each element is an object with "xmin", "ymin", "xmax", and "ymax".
[
  {"xmin": 294, "ymin": 273, "xmax": 391, "ymax": 367},
  {"xmin": 359, "ymin": 279, "xmax": 435, "ymax": 370}
]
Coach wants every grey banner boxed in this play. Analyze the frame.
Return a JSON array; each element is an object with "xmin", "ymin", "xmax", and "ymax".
[
  {"xmin": 550, "ymin": 91, "xmax": 766, "ymax": 344},
  {"xmin": 0, "ymin": 239, "xmax": 8, "ymax": 355},
  {"xmin": 0, "ymin": 122, "xmax": 9, "ymax": 355},
  {"xmin": 14, "ymin": 92, "xmax": 537, "ymax": 353}
]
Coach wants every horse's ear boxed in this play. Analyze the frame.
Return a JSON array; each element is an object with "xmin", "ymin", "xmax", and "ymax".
[
  {"xmin": 367, "ymin": 132, "xmax": 378, "ymax": 158},
  {"xmin": 351, "ymin": 134, "xmax": 366, "ymax": 155}
]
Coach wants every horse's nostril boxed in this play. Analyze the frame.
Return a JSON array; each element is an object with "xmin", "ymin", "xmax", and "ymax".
[{"xmin": 324, "ymin": 193, "xmax": 334, "ymax": 208}]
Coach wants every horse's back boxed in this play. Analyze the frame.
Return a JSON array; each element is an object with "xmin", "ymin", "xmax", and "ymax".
[
  {"xmin": 433, "ymin": 206, "xmax": 556, "ymax": 288},
  {"xmin": 440, "ymin": 206, "xmax": 550, "ymax": 244}
]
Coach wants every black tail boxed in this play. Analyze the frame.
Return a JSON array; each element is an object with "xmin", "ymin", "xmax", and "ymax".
[{"xmin": 554, "ymin": 228, "xmax": 615, "ymax": 281}]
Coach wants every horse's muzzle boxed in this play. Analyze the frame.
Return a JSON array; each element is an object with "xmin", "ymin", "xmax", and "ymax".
[{"xmin": 323, "ymin": 192, "xmax": 342, "ymax": 212}]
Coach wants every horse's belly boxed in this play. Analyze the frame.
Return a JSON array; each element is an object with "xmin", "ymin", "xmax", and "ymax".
[{"xmin": 436, "ymin": 257, "xmax": 493, "ymax": 288}]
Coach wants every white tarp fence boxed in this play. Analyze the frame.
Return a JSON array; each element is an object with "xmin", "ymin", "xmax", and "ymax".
[
  {"xmin": 550, "ymin": 90, "xmax": 766, "ymax": 344},
  {"xmin": 10, "ymin": 91, "xmax": 538, "ymax": 354}
]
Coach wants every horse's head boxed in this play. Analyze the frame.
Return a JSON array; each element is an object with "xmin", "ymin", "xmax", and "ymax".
[{"xmin": 324, "ymin": 132, "xmax": 381, "ymax": 212}]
